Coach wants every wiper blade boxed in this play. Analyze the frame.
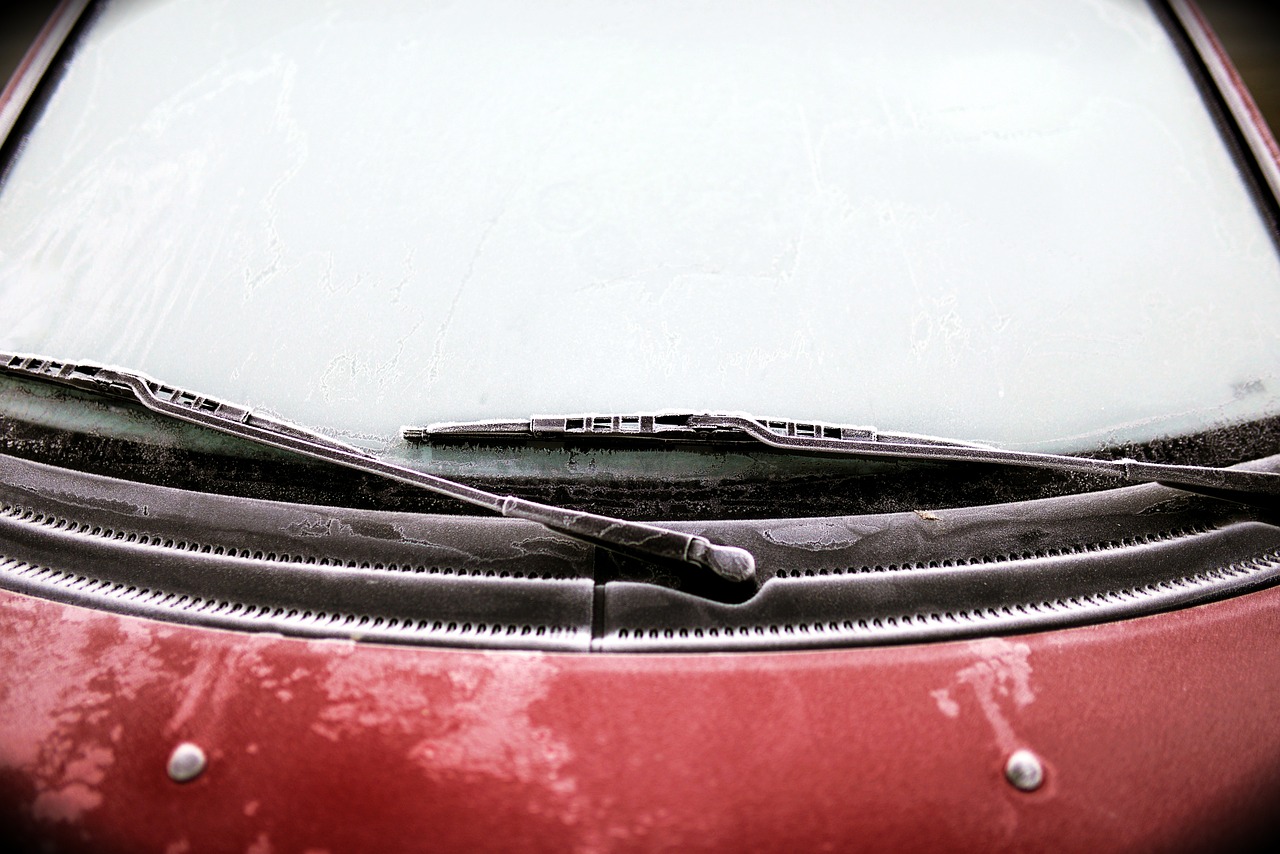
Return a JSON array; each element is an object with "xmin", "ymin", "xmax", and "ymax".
[
  {"xmin": 410, "ymin": 413, "xmax": 995, "ymax": 448},
  {"xmin": 0, "ymin": 354, "xmax": 755, "ymax": 582},
  {"xmin": 405, "ymin": 411, "xmax": 1280, "ymax": 507}
]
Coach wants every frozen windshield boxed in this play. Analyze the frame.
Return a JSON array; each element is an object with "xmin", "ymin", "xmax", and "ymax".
[{"xmin": 2, "ymin": 0, "xmax": 1280, "ymax": 452}]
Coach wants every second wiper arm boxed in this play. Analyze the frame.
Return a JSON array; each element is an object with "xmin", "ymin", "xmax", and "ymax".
[
  {"xmin": 407, "ymin": 411, "xmax": 1280, "ymax": 507},
  {"xmin": 0, "ymin": 354, "xmax": 755, "ymax": 583}
]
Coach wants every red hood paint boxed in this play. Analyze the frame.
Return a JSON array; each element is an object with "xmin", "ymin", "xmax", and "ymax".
[{"xmin": 1, "ymin": 585, "xmax": 1279, "ymax": 852}]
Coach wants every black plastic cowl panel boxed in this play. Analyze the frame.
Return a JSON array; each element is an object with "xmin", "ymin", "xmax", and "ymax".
[
  {"xmin": 600, "ymin": 521, "xmax": 1280, "ymax": 651},
  {"xmin": 2, "ymin": 452, "xmax": 1280, "ymax": 652},
  {"xmin": 0, "ymin": 453, "xmax": 596, "ymax": 650}
]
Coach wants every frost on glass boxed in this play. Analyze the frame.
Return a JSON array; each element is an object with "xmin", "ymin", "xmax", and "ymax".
[{"xmin": 1, "ymin": 0, "xmax": 1279, "ymax": 450}]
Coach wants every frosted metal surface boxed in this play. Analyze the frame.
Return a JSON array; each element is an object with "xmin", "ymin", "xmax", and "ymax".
[{"xmin": 2, "ymin": 0, "xmax": 1280, "ymax": 450}]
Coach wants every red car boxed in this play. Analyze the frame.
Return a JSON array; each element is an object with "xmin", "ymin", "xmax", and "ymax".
[{"xmin": 3, "ymin": 0, "xmax": 1280, "ymax": 850}]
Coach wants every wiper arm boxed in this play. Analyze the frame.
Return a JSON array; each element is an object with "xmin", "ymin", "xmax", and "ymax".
[
  {"xmin": 0, "ymin": 354, "xmax": 755, "ymax": 582},
  {"xmin": 406, "ymin": 411, "xmax": 1280, "ymax": 507}
]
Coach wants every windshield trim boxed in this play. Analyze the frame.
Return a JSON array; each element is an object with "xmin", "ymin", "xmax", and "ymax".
[
  {"xmin": 0, "ymin": 0, "xmax": 91, "ymax": 163},
  {"xmin": 1169, "ymin": 0, "xmax": 1280, "ymax": 215}
]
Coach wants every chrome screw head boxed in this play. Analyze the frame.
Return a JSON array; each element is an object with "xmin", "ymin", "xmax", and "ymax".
[
  {"xmin": 1004, "ymin": 749, "xmax": 1044, "ymax": 792},
  {"xmin": 167, "ymin": 742, "xmax": 207, "ymax": 783}
]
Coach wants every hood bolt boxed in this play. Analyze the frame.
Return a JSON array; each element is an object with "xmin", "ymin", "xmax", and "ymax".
[
  {"xmin": 167, "ymin": 742, "xmax": 207, "ymax": 783},
  {"xmin": 1004, "ymin": 748, "xmax": 1044, "ymax": 792}
]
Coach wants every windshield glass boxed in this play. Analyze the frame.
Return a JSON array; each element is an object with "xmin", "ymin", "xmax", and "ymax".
[{"xmin": 1, "ymin": 0, "xmax": 1279, "ymax": 457}]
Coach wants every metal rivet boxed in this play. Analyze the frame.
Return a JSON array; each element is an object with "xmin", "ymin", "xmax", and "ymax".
[
  {"xmin": 167, "ymin": 742, "xmax": 207, "ymax": 783},
  {"xmin": 1004, "ymin": 749, "xmax": 1044, "ymax": 792}
]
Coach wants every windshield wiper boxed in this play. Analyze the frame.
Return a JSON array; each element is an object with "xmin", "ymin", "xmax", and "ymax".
[
  {"xmin": 0, "ymin": 354, "xmax": 756, "ymax": 582},
  {"xmin": 405, "ymin": 411, "xmax": 1280, "ymax": 508}
]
